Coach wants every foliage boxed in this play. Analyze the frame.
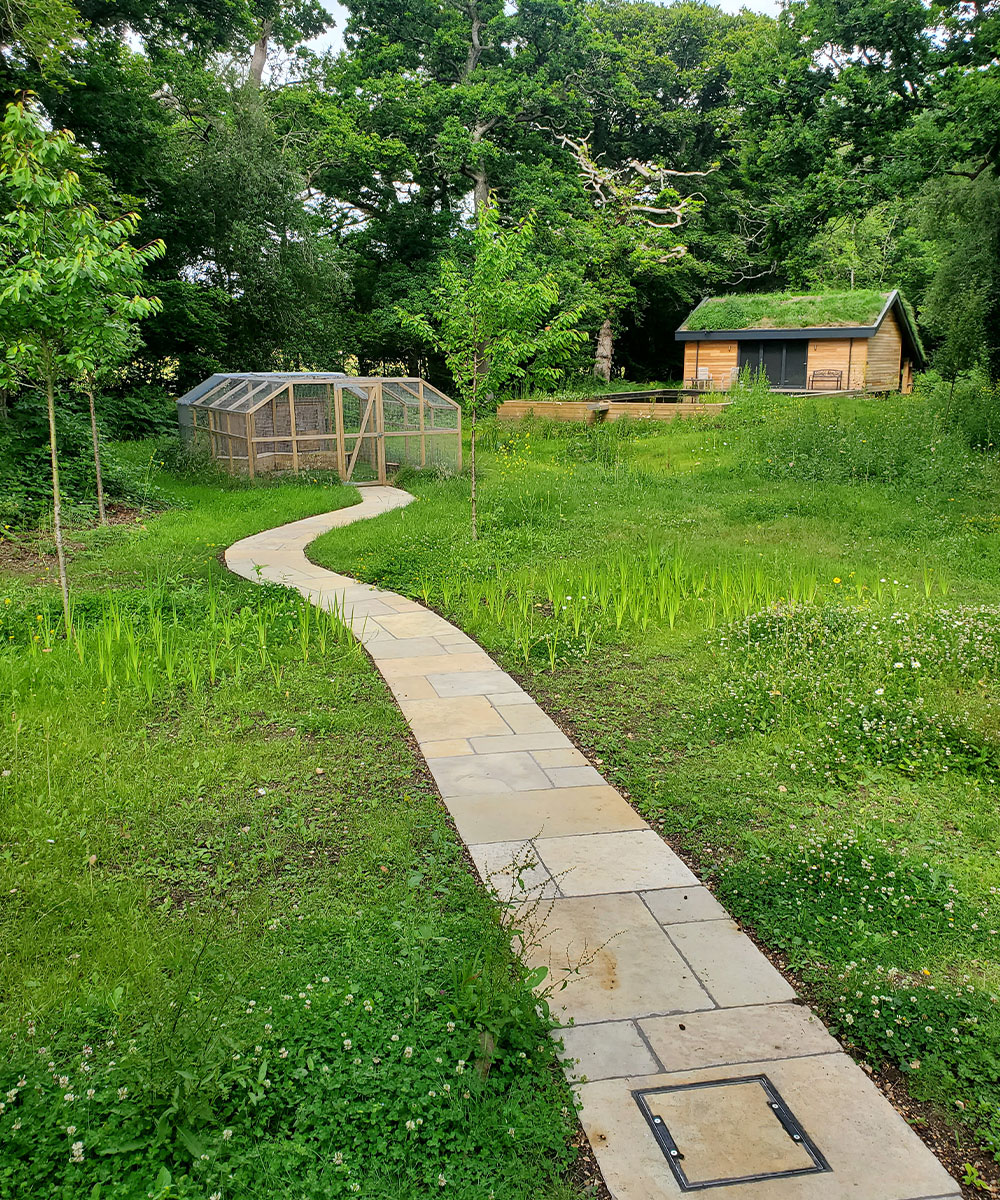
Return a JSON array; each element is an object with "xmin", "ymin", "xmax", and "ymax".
[
  {"xmin": 0, "ymin": 99, "xmax": 164, "ymax": 393},
  {"xmin": 401, "ymin": 200, "xmax": 587, "ymax": 413}
]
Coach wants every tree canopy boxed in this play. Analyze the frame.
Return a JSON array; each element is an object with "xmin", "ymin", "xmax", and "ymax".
[{"xmin": 0, "ymin": 0, "xmax": 996, "ymax": 391}]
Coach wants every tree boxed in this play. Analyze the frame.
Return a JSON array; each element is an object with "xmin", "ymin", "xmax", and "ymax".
[
  {"xmin": 401, "ymin": 199, "xmax": 586, "ymax": 538},
  {"xmin": 556, "ymin": 134, "xmax": 702, "ymax": 381},
  {"xmin": 0, "ymin": 98, "xmax": 163, "ymax": 629}
]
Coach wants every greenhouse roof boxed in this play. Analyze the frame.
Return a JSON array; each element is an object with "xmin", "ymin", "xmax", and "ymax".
[{"xmin": 175, "ymin": 372, "xmax": 458, "ymax": 416}]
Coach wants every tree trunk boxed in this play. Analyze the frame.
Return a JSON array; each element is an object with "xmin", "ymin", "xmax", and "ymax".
[
  {"xmin": 594, "ymin": 317, "xmax": 614, "ymax": 384},
  {"xmin": 249, "ymin": 19, "xmax": 272, "ymax": 87},
  {"xmin": 469, "ymin": 399, "xmax": 477, "ymax": 542},
  {"xmin": 44, "ymin": 356, "xmax": 71, "ymax": 634},
  {"xmin": 86, "ymin": 385, "xmax": 107, "ymax": 525}
]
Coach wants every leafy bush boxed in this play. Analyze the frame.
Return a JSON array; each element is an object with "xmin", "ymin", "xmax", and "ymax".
[{"xmin": 0, "ymin": 401, "xmax": 170, "ymax": 528}]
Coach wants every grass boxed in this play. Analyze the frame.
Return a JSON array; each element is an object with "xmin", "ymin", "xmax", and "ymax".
[
  {"xmin": 681, "ymin": 288, "xmax": 893, "ymax": 330},
  {"xmin": 0, "ymin": 463, "xmax": 580, "ymax": 1199},
  {"xmin": 311, "ymin": 384, "xmax": 1000, "ymax": 1159}
]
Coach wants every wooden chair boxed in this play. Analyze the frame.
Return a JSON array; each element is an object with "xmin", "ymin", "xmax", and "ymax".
[
  {"xmin": 809, "ymin": 368, "xmax": 843, "ymax": 391},
  {"xmin": 684, "ymin": 367, "xmax": 713, "ymax": 392}
]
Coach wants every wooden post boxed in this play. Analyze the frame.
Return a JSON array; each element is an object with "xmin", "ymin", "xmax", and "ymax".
[
  {"xmin": 456, "ymin": 404, "xmax": 462, "ymax": 472},
  {"xmin": 375, "ymin": 380, "xmax": 387, "ymax": 483},
  {"xmin": 333, "ymin": 384, "xmax": 347, "ymax": 479},
  {"xmin": 418, "ymin": 378, "xmax": 426, "ymax": 468},
  {"xmin": 326, "ymin": 381, "xmax": 334, "ymax": 468},
  {"xmin": 287, "ymin": 384, "xmax": 299, "ymax": 474},
  {"xmin": 226, "ymin": 412, "xmax": 234, "ymax": 473},
  {"xmin": 246, "ymin": 412, "xmax": 256, "ymax": 479}
]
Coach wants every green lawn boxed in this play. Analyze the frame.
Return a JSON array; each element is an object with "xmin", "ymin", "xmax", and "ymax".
[
  {"xmin": 310, "ymin": 387, "xmax": 1000, "ymax": 1158},
  {"xmin": 0, "ymin": 469, "xmax": 580, "ymax": 1200}
]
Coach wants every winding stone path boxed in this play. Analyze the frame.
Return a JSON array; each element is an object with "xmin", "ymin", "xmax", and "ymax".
[{"xmin": 226, "ymin": 486, "xmax": 960, "ymax": 1200}]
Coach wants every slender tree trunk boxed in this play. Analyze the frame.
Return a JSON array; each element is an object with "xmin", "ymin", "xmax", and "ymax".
[
  {"xmin": 43, "ymin": 356, "xmax": 71, "ymax": 634},
  {"xmin": 469, "ymin": 395, "xmax": 477, "ymax": 542},
  {"xmin": 86, "ymin": 384, "xmax": 107, "ymax": 524},
  {"xmin": 249, "ymin": 19, "xmax": 272, "ymax": 87},
  {"xmin": 594, "ymin": 316, "xmax": 614, "ymax": 384}
]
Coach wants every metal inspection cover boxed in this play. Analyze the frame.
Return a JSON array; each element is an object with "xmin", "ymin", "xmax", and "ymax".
[{"xmin": 633, "ymin": 1075, "xmax": 831, "ymax": 1191}]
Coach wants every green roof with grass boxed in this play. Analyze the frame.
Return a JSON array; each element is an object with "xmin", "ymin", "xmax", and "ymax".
[{"xmin": 680, "ymin": 290, "xmax": 894, "ymax": 332}]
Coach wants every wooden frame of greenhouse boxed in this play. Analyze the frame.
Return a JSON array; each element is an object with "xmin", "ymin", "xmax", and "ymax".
[{"xmin": 176, "ymin": 372, "xmax": 462, "ymax": 484}]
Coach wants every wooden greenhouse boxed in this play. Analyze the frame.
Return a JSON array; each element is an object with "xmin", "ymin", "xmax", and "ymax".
[{"xmin": 176, "ymin": 372, "xmax": 462, "ymax": 483}]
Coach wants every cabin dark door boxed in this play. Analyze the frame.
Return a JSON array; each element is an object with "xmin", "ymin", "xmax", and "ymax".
[
  {"xmin": 736, "ymin": 339, "xmax": 808, "ymax": 388},
  {"xmin": 761, "ymin": 342, "xmax": 784, "ymax": 385},
  {"xmin": 738, "ymin": 341, "xmax": 762, "ymax": 378},
  {"xmin": 783, "ymin": 341, "xmax": 808, "ymax": 388}
]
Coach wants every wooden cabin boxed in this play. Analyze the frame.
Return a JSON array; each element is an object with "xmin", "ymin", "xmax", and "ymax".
[{"xmin": 675, "ymin": 289, "xmax": 924, "ymax": 393}]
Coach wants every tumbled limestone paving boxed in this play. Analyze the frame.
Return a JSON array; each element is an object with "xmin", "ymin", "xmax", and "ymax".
[{"xmin": 226, "ymin": 486, "xmax": 960, "ymax": 1200}]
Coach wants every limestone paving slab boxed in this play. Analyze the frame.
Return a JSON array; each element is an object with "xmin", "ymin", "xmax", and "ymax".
[
  {"xmin": 519, "ymin": 893, "xmax": 714, "ymax": 1023},
  {"xmin": 427, "ymin": 750, "xmax": 552, "ymax": 796},
  {"xmin": 639, "ymin": 1003, "xmax": 840, "ymax": 1073},
  {"xmin": 641, "ymin": 886, "xmax": 730, "ymax": 925},
  {"xmin": 467, "ymin": 839, "xmax": 558, "ymax": 902},
  {"xmin": 577, "ymin": 1054, "xmax": 961, "ymax": 1200},
  {"xmin": 377, "ymin": 651, "xmax": 496, "ymax": 678},
  {"xmin": 535, "ymin": 830, "xmax": 699, "ymax": 896},
  {"xmin": 399, "ymin": 696, "xmax": 512, "ymax": 742},
  {"xmin": 425, "ymin": 669, "xmax": 517, "ymax": 697},
  {"xmin": 446, "ymin": 785, "xmax": 648, "ymax": 844},
  {"xmin": 557, "ymin": 1020, "xmax": 659, "ymax": 1082},
  {"xmin": 226, "ymin": 486, "xmax": 959, "ymax": 1200},
  {"xmin": 667, "ymin": 920, "xmax": 797, "ymax": 1008}
]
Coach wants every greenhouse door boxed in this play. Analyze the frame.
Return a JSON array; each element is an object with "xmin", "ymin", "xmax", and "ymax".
[{"xmin": 340, "ymin": 383, "xmax": 386, "ymax": 484}]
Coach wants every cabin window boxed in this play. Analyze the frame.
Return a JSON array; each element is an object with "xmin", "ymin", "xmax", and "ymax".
[{"xmin": 737, "ymin": 340, "xmax": 808, "ymax": 389}]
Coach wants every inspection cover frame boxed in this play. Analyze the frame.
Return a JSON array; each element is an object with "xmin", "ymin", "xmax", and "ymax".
[{"xmin": 633, "ymin": 1074, "xmax": 832, "ymax": 1192}]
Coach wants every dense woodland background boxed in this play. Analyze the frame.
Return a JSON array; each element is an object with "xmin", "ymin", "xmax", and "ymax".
[{"xmin": 2, "ymin": 0, "xmax": 998, "ymax": 403}]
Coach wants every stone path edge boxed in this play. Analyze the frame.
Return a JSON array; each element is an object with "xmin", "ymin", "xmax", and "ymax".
[{"xmin": 226, "ymin": 485, "xmax": 960, "ymax": 1200}]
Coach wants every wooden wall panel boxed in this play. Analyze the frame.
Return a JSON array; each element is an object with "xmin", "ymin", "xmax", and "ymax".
[
  {"xmin": 497, "ymin": 400, "xmax": 730, "ymax": 423},
  {"xmin": 865, "ymin": 310, "xmax": 903, "ymax": 390},
  {"xmin": 806, "ymin": 339, "xmax": 867, "ymax": 390},
  {"xmin": 685, "ymin": 341, "xmax": 738, "ymax": 390}
]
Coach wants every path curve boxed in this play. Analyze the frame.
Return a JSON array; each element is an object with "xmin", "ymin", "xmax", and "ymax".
[{"xmin": 226, "ymin": 486, "xmax": 959, "ymax": 1200}]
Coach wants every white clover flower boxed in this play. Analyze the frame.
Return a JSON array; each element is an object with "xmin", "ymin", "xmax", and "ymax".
[
  {"xmin": 342, "ymin": 1039, "xmax": 352, "ymax": 1051},
  {"xmin": 64, "ymin": 1093, "xmax": 75, "ymax": 1103},
  {"xmin": 70, "ymin": 1141, "xmax": 84, "ymax": 1163},
  {"xmin": 117, "ymin": 1087, "xmax": 128, "ymax": 1101},
  {"xmin": 403, "ymin": 1046, "xmax": 413, "ymax": 1060},
  {"xmin": 405, "ymin": 1119, "xmax": 416, "ymax": 1131},
  {"xmin": 222, "ymin": 1128, "xmax": 233, "ymax": 1141}
]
